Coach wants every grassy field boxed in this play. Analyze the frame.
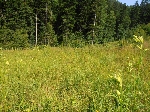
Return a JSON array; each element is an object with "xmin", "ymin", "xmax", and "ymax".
[{"xmin": 0, "ymin": 41, "xmax": 150, "ymax": 111}]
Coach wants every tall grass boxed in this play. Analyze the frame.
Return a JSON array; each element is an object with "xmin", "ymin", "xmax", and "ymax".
[{"xmin": 0, "ymin": 40, "xmax": 150, "ymax": 111}]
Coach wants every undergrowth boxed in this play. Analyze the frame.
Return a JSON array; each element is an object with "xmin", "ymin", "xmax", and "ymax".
[{"xmin": 0, "ymin": 40, "xmax": 150, "ymax": 111}]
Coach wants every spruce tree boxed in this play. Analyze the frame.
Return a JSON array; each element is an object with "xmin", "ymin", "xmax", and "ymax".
[
  {"xmin": 140, "ymin": 0, "xmax": 150, "ymax": 24},
  {"xmin": 55, "ymin": 0, "xmax": 77, "ymax": 45},
  {"xmin": 130, "ymin": 1, "xmax": 140, "ymax": 27}
]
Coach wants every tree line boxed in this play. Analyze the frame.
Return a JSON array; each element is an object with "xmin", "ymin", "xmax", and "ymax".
[{"xmin": 0, "ymin": 0, "xmax": 150, "ymax": 48}]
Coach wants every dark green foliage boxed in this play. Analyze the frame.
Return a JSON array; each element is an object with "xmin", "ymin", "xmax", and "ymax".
[
  {"xmin": 12, "ymin": 29, "xmax": 29, "ymax": 48},
  {"xmin": 0, "ymin": 0, "xmax": 150, "ymax": 48},
  {"xmin": 140, "ymin": 0, "xmax": 150, "ymax": 24},
  {"xmin": 130, "ymin": 1, "xmax": 140, "ymax": 27},
  {"xmin": 0, "ymin": 28, "xmax": 14, "ymax": 48},
  {"xmin": 143, "ymin": 23, "xmax": 150, "ymax": 36},
  {"xmin": 0, "ymin": 28, "xmax": 29, "ymax": 49},
  {"xmin": 105, "ymin": 11, "xmax": 116, "ymax": 42},
  {"xmin": 132, "ymin": 25, "xmax": 147, "ymax": 38},
  {"xmin": 55, "ymin": 0, "xmax": 77, "ymax": 45}
]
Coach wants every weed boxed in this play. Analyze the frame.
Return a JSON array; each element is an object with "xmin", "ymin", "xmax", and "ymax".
[{"xmin": 0, "ymin": 40, "xmax": 149, "ymax": 111}]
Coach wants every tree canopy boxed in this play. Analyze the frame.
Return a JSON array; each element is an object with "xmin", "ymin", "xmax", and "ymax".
[{"xmin": 0, "ymin": 0, "xmax": 150, "ymax": 48}]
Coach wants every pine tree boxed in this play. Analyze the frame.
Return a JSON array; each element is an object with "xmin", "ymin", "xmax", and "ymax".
[
  {"xmin": 140, "ymin": 0, "xmax": 150, "ymax": 24},
  {"xmin": 44, "ymin": 0, "xmax": 57, "ymax": 46},
  {"xmin": 116, "ymin": 3, "xmax": 131, "ymax": 40},
  {"xmin": 130, "ymin": 1, "xmax": 140, "ymax": 27},
  {"xmin": 0, "ymin": 0, "xmax": 33, "ymax": 48},
  {"xmin": 105, "ymin": 10, "xmax": 116, "ymax": 42},
  {"xmin": 55, "ymin": 0, "xmax": 77, "ymax": 45},
  {"xmin": 94, "ymin": 0, "xmax": 108, "ymax": 43}
]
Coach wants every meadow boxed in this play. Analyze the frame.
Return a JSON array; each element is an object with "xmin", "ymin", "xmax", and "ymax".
[{"xmin": 0, "ymin": 40, "xmax": 150, "ymax": 111}]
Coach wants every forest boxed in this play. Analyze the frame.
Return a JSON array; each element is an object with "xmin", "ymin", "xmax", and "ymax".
[{"xmin": 0, "ymin": 0, "xmax": 150, "ymax": 48}]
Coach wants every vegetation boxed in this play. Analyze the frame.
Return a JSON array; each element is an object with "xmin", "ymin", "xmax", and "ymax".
[
  {"xmin": 0, "ymin": 38, "xmax": 150, "ymax": 111},
  {"xmin": 0, "ymin": 0, "xmax": 150, "ymax": 48},
  {"xmin": 0, "ymin": 0, "xmax": 150, "ymax": 111}
]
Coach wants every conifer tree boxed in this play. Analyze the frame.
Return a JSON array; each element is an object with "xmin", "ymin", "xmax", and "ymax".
[
  {"xmin": 130, "ymin": 1, "xmax": 140, "ymax": 27},
  {"xmin": 140, "ymin": 0, "xmax": 150, "ymax": 24},
  {"xmin": 55, "ymin": 0, "xmax": 77, "ymax": 44},
  {"xmin": 105, "ymin": 10, "xmax": 116, "ymax": 42}
]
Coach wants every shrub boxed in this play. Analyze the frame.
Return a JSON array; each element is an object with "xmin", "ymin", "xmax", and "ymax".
[{"xmin": 0, "ymin": 28, "xmax": 29, "ymax": 49}]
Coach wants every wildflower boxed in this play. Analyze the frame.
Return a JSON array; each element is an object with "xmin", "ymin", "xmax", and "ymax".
[
  {"xmin": 138, "ymin": 91, "xmax": 141, "ymax": 95},
  {"xmin": 144, "ymin": 49, "xmax": 149, "ymax": 51},
  {"xmin": 133, "ymin": 35, "xmax": 143, "ymax": 49},
  {"xmin": 116, "ymin": 90, "xmax": 121, "ymax": 96},
  {"xmin": 133, "ymin": 35, "xmax": 143, "ymax": 44},
  {"xmin": 6, "ymin": 61, "xmax": 9, "ymax": 65},
  {"xmin": 24, "ymin": 108, "xmax": 30, "ymax": 112},
  {"xmin": 114, "ymin": 74, "xmax": 122, "ymax": 88},
  {"xmin": 128, "ymin": 62, "xmax": 132, "ymax": 67}
]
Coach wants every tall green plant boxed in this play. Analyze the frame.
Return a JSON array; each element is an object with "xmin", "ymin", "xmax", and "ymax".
[{"xmin": 12, "ymin": 29, "xmax": 29, "ymax": 48}]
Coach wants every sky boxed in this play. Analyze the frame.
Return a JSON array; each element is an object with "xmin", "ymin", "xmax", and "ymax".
[{"xmin": 118, "ymin": 0, "xmax": 141, "ymax": 6}]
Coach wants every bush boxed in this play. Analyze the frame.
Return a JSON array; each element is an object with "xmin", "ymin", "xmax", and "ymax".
[
  {"xmin": 0, "ymin": 28, "xmax": 29, "ymax": 49},
  {"xmin": 132, "ymin": 25, "xmax": 147, "ymax": 38},
  {"xmin": 12, "ymin": 29, "xmax": 29, "ymax": 48},
  {"xmin": 143, "ymin": 23, "xmax": 150, "ymax": 36},
  {"xmin": 0, "ymin": 28, "xmax": 14, "ymax": 48}
]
